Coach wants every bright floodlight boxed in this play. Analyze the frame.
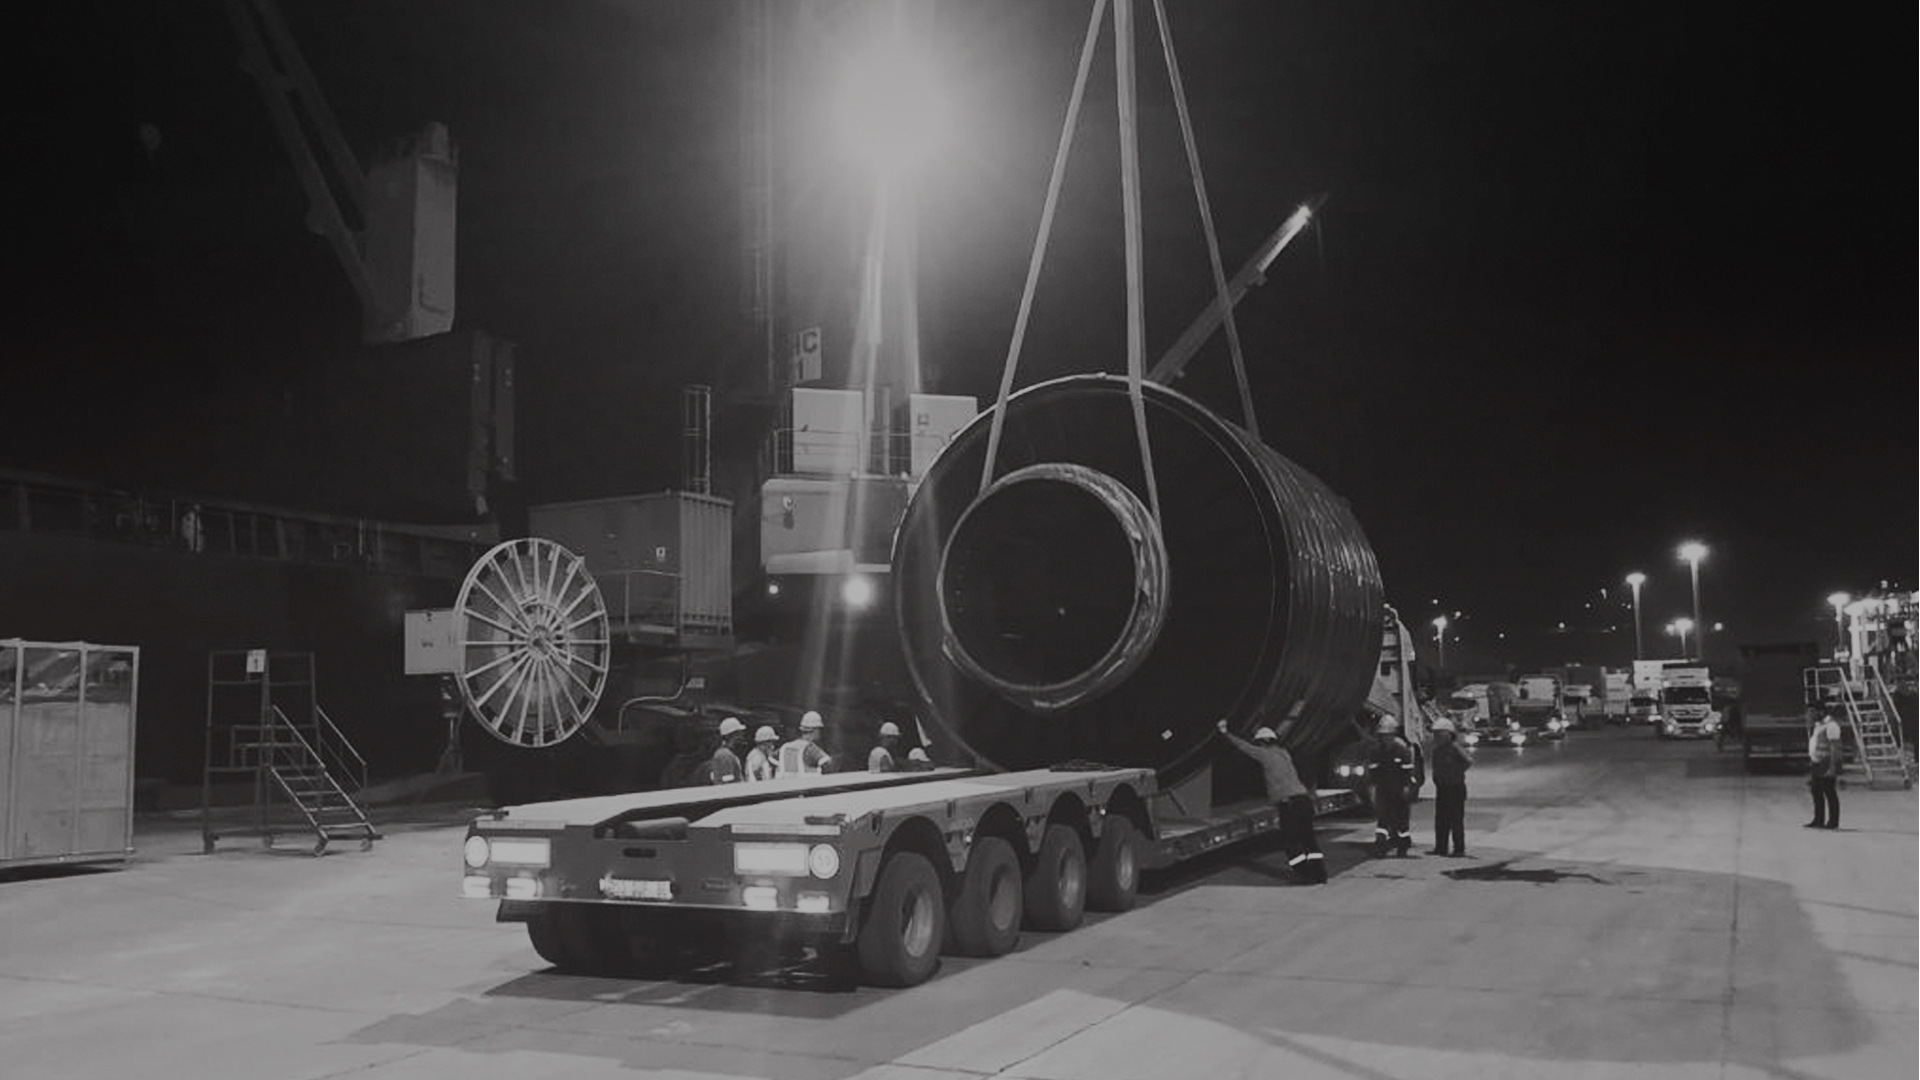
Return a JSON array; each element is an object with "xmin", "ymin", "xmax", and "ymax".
[
  {"xmin": 1432, "ymin": 614, "xmax": 1449, "ymax": 632},
  {"xmin": 831, "ymin": 6, "xmax": 951, "ymax": 176},
  {"xmin": 1678, "ymin": 541, "xmax": 1707, "ymax": 565},
  {"xmin": 1625, "ymin": 572, "xmax": 1646, "ymax": 587},
  {"xmin": 842, "ymin": 574, "xmax": 877, "ymax": 609},
  {"xmin": 1673, "ymin": 617, "xmax": 1694, "ymax": 633},
  {"xmin": 1827, "ymin": 591, "xmax": 1851, "ymax": 611}
]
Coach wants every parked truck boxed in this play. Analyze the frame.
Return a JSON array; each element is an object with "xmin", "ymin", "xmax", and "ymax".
[
  {"xmin": 1656, "ymin": 663, "xmax": 1719, "ymax": 739},
  {"xmin": 1513, "ymin": 673, "xmax": 1568, "ymax": 741},
  {"xmin": 1733, "ymin": 642, "xmax": 1817, "ymax": 769},
  {"xmin": 1602, "ymin": 669, "xmax": 1633, "ymax": 724},
  {"xmin": 458, "ymin": 375, "xmax": 1398, "ymax": 987},
  {"xmin": 1630, "ymin": 659, "xmax": 1667, "ymax": 725}
]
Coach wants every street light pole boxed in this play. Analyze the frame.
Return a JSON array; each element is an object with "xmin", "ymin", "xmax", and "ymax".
[
  {"xmin": 1679, "ymin": 542, "xmax": 1707, "ymax": 659},
  {"xmin": 1626, "ymin": 571, "xmax": 1646, "ymax": 661},
  {"xmin": 1433, "ymin": 614, "xmax": 1449, "ymax": 671}
]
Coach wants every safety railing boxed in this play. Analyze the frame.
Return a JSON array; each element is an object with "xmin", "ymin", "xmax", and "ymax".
[
  {"xmin": 0, "ymin": 468, "xmax": 490, "ymax": 580},
  {"xmin": 313, "ymin": 705, "xmax": 368, "ymax": 794}
]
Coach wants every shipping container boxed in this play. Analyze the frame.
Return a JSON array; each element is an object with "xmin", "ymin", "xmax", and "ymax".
[
  {"xmin": 529, "ymin": 493, "xmax": 733, "ymax": 650},
  {"xmin": 1, "ymin": 640, "xmax": 139, "ymax": 869}
]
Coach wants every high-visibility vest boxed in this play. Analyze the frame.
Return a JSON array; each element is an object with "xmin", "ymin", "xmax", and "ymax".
[
  {"xmin": 779, "ymin": 739, "xmax": 824, "ymax": 777},
  {"xmin": 745, "ymin": 747, "xmax": 777, "ymax": 782}
]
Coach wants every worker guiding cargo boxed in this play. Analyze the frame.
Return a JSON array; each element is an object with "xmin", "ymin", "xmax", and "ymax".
[
  {"xmin": 1216, "ymin": 716, "xmax": 1327, "ymax": 883},
  {"xmin": 778, "ymin": 709, "xmax": 835, "ymax": 776},
  {"xmin": 707, "ymin": 716, "xmax": 748, "ymax": 784},
  {"xmin": 745, "ymin": 725, "xmax": 781, "ymax": 781},
  {"xmin": 869, "ymin": 721, "xmax": 902, "ymax": 772},
  {"xmin": 1369, "ymin": 715, "xmax": 1418, "ymax": 857},
  {"xmin": 1426, "ymin": 717, "xmax": 1472, "ymax": 856}
]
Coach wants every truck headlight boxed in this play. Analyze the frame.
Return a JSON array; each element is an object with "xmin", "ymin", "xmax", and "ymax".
[
  {"xmin": 734, "ymin": 842, "xmax": 810, "ymax": 876},
  {"xmin": 807, "ymin": 844, "xmax": 841, "ymax": 879},
  {"xmin": 463, "ymin": 835, "xmax": 490, "ymax": 869}
]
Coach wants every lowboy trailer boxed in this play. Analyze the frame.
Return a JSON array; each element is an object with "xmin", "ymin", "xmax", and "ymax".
[{"xmin": 462, "ymin": 764, "xmax": 1361, "ymax": 987}]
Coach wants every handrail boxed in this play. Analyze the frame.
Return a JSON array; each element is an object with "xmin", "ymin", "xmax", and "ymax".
[{"xmin": 314, "ymin": 705, "xmax": 368, "ymax": 792}]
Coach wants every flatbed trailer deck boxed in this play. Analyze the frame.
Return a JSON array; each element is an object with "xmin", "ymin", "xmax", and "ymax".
[{"xmin": 463, "ymin": 765, "xmax": 1362, "ymax": 986}]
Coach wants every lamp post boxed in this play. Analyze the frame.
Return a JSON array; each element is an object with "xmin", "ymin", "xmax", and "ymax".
[
  {"xmin": 1678, "ymin": 541, "xmax": 1707, "ymax": 658},
  {"xmin": 1433, "ymin": 614, "xmax": 1449, "ymax": 671},
  {"xmin": 1625, "ymin": 571, "xmax": 1646, "ymax": 660},
  {"xmin": 1827, "ymin": 592, "xmax": 1851, "ymax": 659}
]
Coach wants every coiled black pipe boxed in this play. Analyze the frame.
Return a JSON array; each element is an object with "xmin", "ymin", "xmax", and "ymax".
[{"xmin": 893, "ymin": 374, "xmax": 1383, "ymax": 784}]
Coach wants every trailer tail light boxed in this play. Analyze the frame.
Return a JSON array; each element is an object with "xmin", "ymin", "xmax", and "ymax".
[
  {"xmin": 488, "ymin": 838, "xmax": 551, "ymax": 868},
  {"xmin": 504, "ymin": 876, "xmax": 542, "ymax": 900},
  {"xmin": 462, "ymin": 875, "xmax": 494, "ymax": 898},
  {"xmin": 796, "ymin": 892, "xmax": 832, "ymax": 913},
  {"xmin": 734, "ymin": 843, "xmax": 810, "ymax": 876},
  {"xmin": 742, "ymin": 885, "xmax": 780, "ymax": 910},
  {"xmin": 807, "ymin": 844, "xmax": 842, "ymax": 880}
]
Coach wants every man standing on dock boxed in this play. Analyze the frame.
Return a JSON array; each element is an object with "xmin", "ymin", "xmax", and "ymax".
[{"xmin": 1218, "ymin": 718, "xmax": 1327, "ymax": 883}]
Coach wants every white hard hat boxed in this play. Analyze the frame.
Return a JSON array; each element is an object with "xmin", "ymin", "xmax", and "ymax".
[
  {"xmin": 1376, "ymin": 715, "xmax": 1401, "ymax": 733},
  {"xmin": 1252, "ymin": 727, "xmax": 1279, "ymax": 742},
  {"xmin": 754, "ymin": 725, "xmax": 778, "ymax": 744},
  {"xmin": 718, "ymin": 716, "xmax": 746, "ymax": 737},
  {"xmin": 907, "ymin": 747, "xmax": 930, "ymax": 763},
  {"xmin": 800, "ymin": 710, "xmax": 824, "ymax": 731},
  {"xmin": 1431, "ymin": 717, "xmax": 1456, "ymax": 733},
  {"xmin": 878, "ymin": 721, "xmax": 901, "ymax": 738}
]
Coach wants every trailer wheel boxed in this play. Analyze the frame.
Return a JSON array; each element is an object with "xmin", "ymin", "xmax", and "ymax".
[
  {"xmin": 1087, "ymin": 817, "xmax": 1140, "ymax": 912},
  {"xmin": 947, "ymin": 836, "xmax": 1023, "ymax": 957},
  {"xmin": 1023, "ymin": 824, "xmax": 1087, "ymax": 932},
  {"xmin": 527, "ymin": 904, "xmax": 626, "ymax": 975},
  {"xmin": 856, "ymin": 852, "xmax": 945, "ymax": 987}
]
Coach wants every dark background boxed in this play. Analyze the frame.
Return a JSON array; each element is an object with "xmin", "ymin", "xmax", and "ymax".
[{"xmin": 4, "ymin": 0, "xmax": 1913, "ymax": 672}]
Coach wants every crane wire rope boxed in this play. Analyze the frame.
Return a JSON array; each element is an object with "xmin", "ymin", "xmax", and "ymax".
[
  {"xmin": 978, "ymin": 0, "xmax": 1108, "ymax": 497},
  {"xmin": 1149, "ymin": 0, "xmax": 1260, "ymax": 442},
  {"xmin": 1113, "ymin": 0, "xmax": 1164, "ymax": 524}
]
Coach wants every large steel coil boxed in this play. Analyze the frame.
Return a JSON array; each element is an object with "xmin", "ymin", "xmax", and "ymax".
[{"xmin": 893, "ymin": 374, "xmax": 1383, "ymax": 783}]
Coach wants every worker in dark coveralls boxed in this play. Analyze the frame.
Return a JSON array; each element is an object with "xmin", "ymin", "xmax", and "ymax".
[
  {"xmin": 1369, "ymin": 715, "xmax": 1418, "ymax": 857},
  {"xmin": 1217, "ymin": 718, "xmax": 1327, "ymax": 883},
  {"xmin": 707, "ymin": 716, "xmax": 747, "ymax": 784},
  {"xmin": 1427, "ymin": 717, "xmax": 1472, "ymax": 856}
]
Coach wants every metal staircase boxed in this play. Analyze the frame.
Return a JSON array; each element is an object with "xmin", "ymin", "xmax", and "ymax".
[
  {"xmin": 1805, "ymin": 664, "xmax": 1914, "ymax": 789},
  {"xmin": 203, "ymin": 650, "xmax": 382, "ymax": 854}
]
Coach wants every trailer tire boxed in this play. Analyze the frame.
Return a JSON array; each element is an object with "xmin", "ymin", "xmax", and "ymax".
[
  {"xmin": 527, "ymin": 904, "xmax": 627, "ymax": 975},
  {"xmin": 1023, "ymin": 824, "xmax": 1088, "ymax": 932},
  {"xmin": 857, "ymin": 852, "xmax": 945, "ymax": 987},
  {"xmin": 947, "ymin": 836, "xmax": 1023, "ymax": 957},
  {"xmin": 1087, "ymin": 817, "xmax": 1140, "ymax": 912}
]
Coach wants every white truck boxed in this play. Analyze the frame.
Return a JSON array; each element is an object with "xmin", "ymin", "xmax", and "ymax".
[{"xmin": 1656, "ymin": 664, "xmax": 1719, "ymax": 739}]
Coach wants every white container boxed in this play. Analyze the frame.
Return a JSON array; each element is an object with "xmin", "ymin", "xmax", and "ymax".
[{"xmin": 1, "ymin": 640, "xmax": 139, "ymax": 869}]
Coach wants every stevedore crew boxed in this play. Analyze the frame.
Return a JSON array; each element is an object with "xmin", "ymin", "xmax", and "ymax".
[
  {"xmin": 707, "ymin": 716, "xmax": 748, "ymax": 784},
  {"xmin": 1427, "ymin": 717, "xmax": 1472, "ymax": 857},
  {"xmin": 745, "ymin": 725, "xmax": 781, "ymax": 782},
  {"xmin": 869, "ymin": 721, "xmax": 902, "ymax": 772},
  {"xmin": 779, "ymin": 710, "xmax": 835, "ymax": 777},
  {"xmin": 1216, "ymin": 717, "xmax": 1327, "ymax": 883},
  {"xmin": 1369, "ymin": 715, "xmax": 1418, "ymax": 857},
  {"xmin": 1806, "ymin": 708, "xmax": 1844, "ymax": 829}
]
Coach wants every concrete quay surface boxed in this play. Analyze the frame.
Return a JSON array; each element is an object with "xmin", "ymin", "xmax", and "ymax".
[{"xmin": 0, "ymin": 728, "xmax": 1912, "ymax": 1080}]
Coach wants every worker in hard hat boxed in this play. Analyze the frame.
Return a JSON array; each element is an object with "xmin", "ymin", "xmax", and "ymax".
[
  {"xmin": 904, "ymin": 746, "xmax": 933, "ymax": 772},
  {"xmin": 1426, "ymin": 717, "xmax": 1472, "ymax": 856},
  {"xmin": 707, "ymin": 716, "xmax": 748, "ymax": 785},
  {"xmin": 778, "ymin": 710, "xmax": 835, "ymax": 777},
  {"xmin": 745, "ymin": 725, "xmax": 781, "ymax": 782},
  {"xmin": 1368, "ymin": 714, "xmax": 1418, "ymax": 857},
  {"xmin": 869, "ymin": 721, "xmax": 903, "ymax": 772},
  {"xmin": 1216, "ymin": 718, "xmax": 1325, "ymax": 883}
]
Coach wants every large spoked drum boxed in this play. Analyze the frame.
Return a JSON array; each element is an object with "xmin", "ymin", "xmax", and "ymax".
[{"xmin": 453, "ymin": 538, "xmax": 611, "ymax": 747}]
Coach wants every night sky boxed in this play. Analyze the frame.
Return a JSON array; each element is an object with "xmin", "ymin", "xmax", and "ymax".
[{"xmin": 5, "ymin": 1, "xmax": 1913, "ymax": 670}]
